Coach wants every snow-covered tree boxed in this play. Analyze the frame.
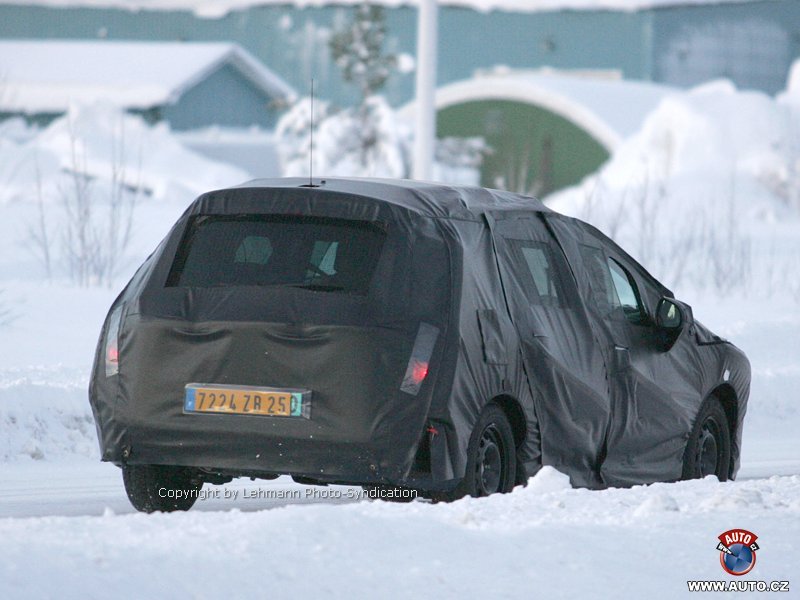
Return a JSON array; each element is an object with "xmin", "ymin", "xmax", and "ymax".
[
  {"xmin": 275, "ymin": 95, "xmax": 409, "ymax": 178},
  {"xmin": 274, "ymin": 96, "xmax": 332, "ymax": 177},
  {"xmin": 329, "ymin": 3, "xmax": 396, "ymax": 100},
  {"xmin": 275, "ymin": 3, "xmax": 486, "ymax": 183},
  {"xmin": 276, "ymin": 3, "xmax": 409, "ymax": 178}
]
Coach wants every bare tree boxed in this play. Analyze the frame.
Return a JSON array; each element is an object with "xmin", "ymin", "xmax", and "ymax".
[
  {"xmin": 60, "ymin": 119, "xmax": 97, "ymax": 287},
  {"xmin": 759, "ymin": 105, "xmax": 800, "ymax": 211},
  {"xmin": 0, "ymin": 290, "xmax": 15, "ymax": 328},
  {"xmin": 27, "ymin": 151, "xmax": 53, "ymax": 281},
  {"xmin": 32, "ymin": 114, "xmax": 141, "ymax": 287},
  {"xmin": 699, "ymin": 168, "xmax": 752, "ymax": 295},
  {"xmin": 495, "ymin": 140, "xmax": 533, "ymax": 196},
  {"xmin": 96, "ymin": 120, "xmax": 140, "ymax": 286}
]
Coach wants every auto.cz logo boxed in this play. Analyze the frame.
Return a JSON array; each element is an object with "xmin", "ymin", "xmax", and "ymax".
[
  {"xmin": 687, "ymin": 581, "xmax": 790, "ymax": 593},
  {"xmin": 717, "ymin": 528, "xmax": 759, "ymax": 576},
  {"xmin": 686, "ymin": 529, "xmax": 790, "ymax": 593}
]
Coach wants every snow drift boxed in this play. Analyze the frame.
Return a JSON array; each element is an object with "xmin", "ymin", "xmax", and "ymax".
[
  {"xmin": 0, "ymin": 103, "xmax": 249, "ymax": 207},
  {"xmin": 547, "ymin": 79, "xmax": 800, "ymax": 299}
]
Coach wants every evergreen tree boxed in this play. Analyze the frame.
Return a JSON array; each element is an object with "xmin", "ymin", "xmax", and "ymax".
[
  {"xmin": 329, "ymin": 3, "xmax": 397, "ymax": 100},
  {"xmin": 276, "ymin": 3, "xmax": 410, "ymax": 178}
]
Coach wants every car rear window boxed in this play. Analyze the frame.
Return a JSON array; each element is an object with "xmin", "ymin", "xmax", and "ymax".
[{"xmin": 166, "ymin": 215, "xmax": 387, "ymax": 294}]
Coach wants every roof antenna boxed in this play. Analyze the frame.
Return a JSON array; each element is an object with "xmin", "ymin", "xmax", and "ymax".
[
  {"xmin": 301, "ymin": 79, "xmax": 320, "ymax": 188},
  {"xmin": 309, "ymin": 78, "xmax": 314, "ymax": 187},
  {"xmin": 300, "ymin": 77, "xmax": 325, "ymax": 187}
]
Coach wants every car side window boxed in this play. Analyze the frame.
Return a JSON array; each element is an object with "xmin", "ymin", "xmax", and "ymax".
[
  {"xmin": 578, "ymin": 245, "xmax": 618, "ymax": 315},
  {"xmin": 607, "ymin": 258, "xmax": 645, "ymax": 324},
  {"xmin": 578, "ymin": 245, "xmax": 645, "ymax": 323},
  {"xmin": 510, "ymin": 240, "xmax": 569, "ymax": 307}
]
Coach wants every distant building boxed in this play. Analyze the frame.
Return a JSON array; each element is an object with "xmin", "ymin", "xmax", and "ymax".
[
  {"xmin": 403, "ymin": 68, "xmax": 675, "ymax": 196},
  {"xmin": 0, "ymin": 0, "xmax": 797, "ymax": 105},
  {"xmin": 0, "ymin": 40, "xmax": 295, "ymax": 130}
]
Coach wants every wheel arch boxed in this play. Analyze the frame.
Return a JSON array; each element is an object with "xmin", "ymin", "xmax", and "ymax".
[
  {"xmin": 709, "ymin": 383, "xmax": 739, "ymax": 478},
  {"xmin": 490, "ymin": 394, "xmax": 526, "ymax": 448},
  {"xmin": 490, "ymin": 394, "xmax": 531, "ymax": 485}
]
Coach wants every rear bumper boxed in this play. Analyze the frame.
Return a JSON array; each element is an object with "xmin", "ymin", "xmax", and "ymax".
[{"xmin": 102, "ymin": 416, "xmax": 417, "ymax": 485}]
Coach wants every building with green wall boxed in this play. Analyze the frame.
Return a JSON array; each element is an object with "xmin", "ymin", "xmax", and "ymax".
[{"xmin": 416, "ymin": 70, "xmax": 673, "ymax": 196}]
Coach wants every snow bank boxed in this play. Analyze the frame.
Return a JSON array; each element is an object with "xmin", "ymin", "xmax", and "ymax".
[
  {"xmin": 0, "ymin": 284, "xmax": 119, "ymax": 463},
  {"xmin": 0, "ymin": 370, "xmax": 96, "ymax": 462},
  {"xmin": 547, "ymin": 79, "xmax": 800, "ymax": 299},
  {"xmin": 0, "ymin": 103, "xmax": 249, "ymax": 207},
  {"xmin": 0, "ymin": 103, "xmax": 250, "ymax": 288}
]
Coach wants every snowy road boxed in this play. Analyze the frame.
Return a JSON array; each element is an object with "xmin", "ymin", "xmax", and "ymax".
[
  {"xmin": 1, "ymin": 428, "xmax": 798, "ymax": 520},
  {"xmin": 0, "ymin": 461, "xmax": 365, "ymax": 518}
]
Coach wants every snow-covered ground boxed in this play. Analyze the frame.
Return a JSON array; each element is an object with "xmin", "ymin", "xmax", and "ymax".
[
  {"xmin": 0, "ymin": 465, "xmax": 797, "ymax": 598},
  {"xmin": 1, "ymin": 78, "xmax": 799, "ymax": 596}
]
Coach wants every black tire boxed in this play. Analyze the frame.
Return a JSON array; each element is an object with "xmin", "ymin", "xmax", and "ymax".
[
  {"xmin": 122, "ymin": 464, "xmax": 203, "ymax": 513},
  {"xmin": 440, "ymin": 404, "xmax": 517, "ymax": 501},
  {"xmin": 682, "ymin": 398, "xmax": 731, "ymax": 482}
]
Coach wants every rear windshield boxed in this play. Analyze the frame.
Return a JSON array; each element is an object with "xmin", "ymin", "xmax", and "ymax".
[{"xmin": 166, "ymin": 215, "xmax": 387, "ymax": 294}]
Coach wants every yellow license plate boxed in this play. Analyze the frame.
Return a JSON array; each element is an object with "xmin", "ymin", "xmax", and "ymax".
[{"xmin": 184, "ymin": 384, "xmax": 309, "ymax": 418}]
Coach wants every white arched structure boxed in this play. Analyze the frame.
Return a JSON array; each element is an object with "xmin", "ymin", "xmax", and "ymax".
[{"xmin": 401, "ymin": 70, "xmax": 675, "ymax": 152}]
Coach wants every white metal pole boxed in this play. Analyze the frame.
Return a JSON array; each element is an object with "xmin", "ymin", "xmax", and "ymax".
[{"xmin": 412, "ymin": 0, "xmax": 438, "ymax": 181}]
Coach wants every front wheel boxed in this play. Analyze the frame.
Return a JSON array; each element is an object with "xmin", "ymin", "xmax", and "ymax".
[
  {"xmin": 682, "ymin": 398, "xmax": 731, "ymax": 481},
  {"xmin": 122, "ymin": 464, "xmax": 203, "ymax": 513}
]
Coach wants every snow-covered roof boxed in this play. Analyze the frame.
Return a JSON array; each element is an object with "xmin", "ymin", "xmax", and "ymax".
[
  {"xmin": 402, "ymin": 69, "xmax": 676, "ymax": 150},
  {"xmin": 0, "ymin": 40, "xmax": 295, "ymax": 114},
  {"xmin": 0, "ymin": 1, "xmax": 768, "ymax": 18}
]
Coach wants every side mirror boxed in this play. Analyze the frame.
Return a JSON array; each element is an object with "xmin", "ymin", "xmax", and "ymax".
[
  {"xmin": 655, "ymin": 297, "xmax": 691, "ymax": 351},
  {"xmin": 656, "ymin": 297, "xmax": 683, "ymax": 330}
]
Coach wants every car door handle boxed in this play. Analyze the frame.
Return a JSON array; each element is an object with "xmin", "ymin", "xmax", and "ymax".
[{"xmin": 614, "ymin": 345, "xmax": 631, "ymax": 371}]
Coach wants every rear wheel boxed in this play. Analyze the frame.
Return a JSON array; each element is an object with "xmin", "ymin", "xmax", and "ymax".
[
  {"xmin": 122, "ymin": 464, "xmax": 203, "ymax": 513},
  {"xmin": 441, "ymin": 404, "xmax": 517, "ymax": 501},
  {"xmin": 682, "ymin": 398, "xmax": 731, "ymax": 481}
]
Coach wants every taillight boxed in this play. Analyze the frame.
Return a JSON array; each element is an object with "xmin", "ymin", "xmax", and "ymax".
[
  {"xmin": 411, "ymin": 361, "xmax": 429, "ymax": 384},
  {"xmin": 400, "ymin": 323, "xmax": 439, "ymax": 396},
  {"xmin": 104, "ymin": 305, "xmax": 123, "ymax": 377}
]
